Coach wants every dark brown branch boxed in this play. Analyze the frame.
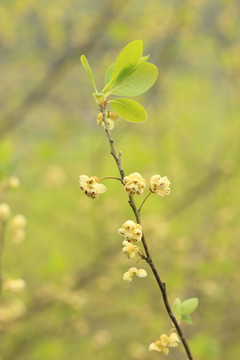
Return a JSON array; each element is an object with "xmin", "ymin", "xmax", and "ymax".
[{"xmin": 100, "ymin": 104, "xmax": 193, "ymax": 360}]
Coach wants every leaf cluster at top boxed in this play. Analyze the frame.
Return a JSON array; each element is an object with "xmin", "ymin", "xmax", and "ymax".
[{"xmin": 81, "ymin": 40, "xmax": 158, "ymax": 123}]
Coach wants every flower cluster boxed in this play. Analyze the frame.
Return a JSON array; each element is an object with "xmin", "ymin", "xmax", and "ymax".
[
  {"xmin": 123, "ymin": 173, "xmax": 146, "ymax": 196},
  {"xmin": 118, "ymin": 220, "xmax": 142, "ymax": 242},
  {"xmin": 79, "ymin": 175, "xmax": 106, "ymax": 199},
  {"xmin": 96, "ymin": 111, "xmax": 118, "ymax": 130},
  {"xmin": 119, "ymin": 220, "xmax": 146, "ymax": 281},
  {"xmin": 150, "ymin": 175, "xmax": 170, "ymax": 197},
  {"xmin": 149, "ymin": 332, "xmax": 180, "ymax": 355},
  {"xmin": 123, "ymin": 267, "xmax": 147, "ymax": 282},
  {"xmin": 10, "ymin": 215, "xmax": 27, "ymax": 244}
]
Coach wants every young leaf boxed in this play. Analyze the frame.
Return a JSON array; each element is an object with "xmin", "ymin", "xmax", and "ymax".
[
  {"xmin": 182, "ymin": 314, "xmax": 193, "ymax": 325},
  {"xmin": 104, "ymin": 56, "xmax": 148, "ymax": 87},
  {"xmin": 181, "ymin": 298, "xmax": 199, "ymax": 315},
  {"xmin": 104, "ymin": 40, "xmax": 143, "ymax": 91},
  {"xmin": 108, "ymin": 62, "xmax": 158, "ymax": 97},
  {"xmin": 80, "ymin": 55, "xmax": 97, "ymax": 92},
  {"xmin": 110, "ymin": 98, "xmax": 147, "ymax": 123},
  {"xmin": 105, "ymin": 63, "xmax": 114, "ymax": 85},
  {"xmin": 172, "ymin": 298, "xmax": 182, "ymax": 319}
]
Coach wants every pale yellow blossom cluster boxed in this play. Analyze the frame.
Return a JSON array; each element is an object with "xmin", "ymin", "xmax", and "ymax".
[
  {"xmin": 118, "ymin": 220, "xmax": 142, "ymax": 242},
  {"xmin": 123, "ymin": 173, "xmax": 146, "ymax": 196},
  {"xmin": 79, "ymin": 175, "xmax": 106, "ymax": 199},
  {"xmin": 10, "ymin": 215, "xmax": 27, "ymax": 243},
  {"xmin": 123, "ymin": 267, "xmax": 147, "ymax": 282},
  {"xmin": 119, "ymin": 220, "xmax": 147, "ymax": 282},
  {"xmin": 149, "ymin": 332, "xmax": 180, "ymax": 355},
  {"xmin": 96, "ymin": 111, "xmax": 118, "ymax": 130},
  {"xmin": 150, "ymin": 175, "xmax": 171, "ymax": 197},
  {"xmin": 0, "ymin": 203, "xmax": 11, "ymax": 222}
]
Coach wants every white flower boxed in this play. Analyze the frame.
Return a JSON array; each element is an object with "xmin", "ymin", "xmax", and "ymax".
[
  {"xmin": 149, "ymin": 175, "xmax": 170, "ymax": 197},
  {"xmin": 123, "ymin": 267, "xmax": 147, "ymax": 282},
  {"xmin": 0, "ymin": 203, "xmax": 11, "ymax": 221},
  {"xmin": 122, "ymin": 241, "xmax": 140, "ymax": 259},
  {"xmin": 118, "ymin": 220, "xmax": 142, "ymax": 242},
  {"xmin": 79, "ymin": 175, "xmax": 106, "ymax": 199},
  {"xmin": 123, "ymin": 172, "xmax": 146, "ymax": 196}
]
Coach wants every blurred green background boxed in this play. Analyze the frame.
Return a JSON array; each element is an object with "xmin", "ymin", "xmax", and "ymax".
[{"xmin": 0, "ymin": 0, "xmax": 239, "ymax": 359}]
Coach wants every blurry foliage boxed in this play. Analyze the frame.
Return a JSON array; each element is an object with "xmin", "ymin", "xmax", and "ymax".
[{"xmin": 0, "ymin": 0, "xmax": 239, "ymax": 359}]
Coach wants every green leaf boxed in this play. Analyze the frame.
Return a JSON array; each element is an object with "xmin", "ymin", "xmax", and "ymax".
[
  {"xmin": 104, "ymin": 63, "xmax": 114, "ymax": 85},
  {"xmin": 106, "ymin": 40, "xmax": 143, "ymax": 89},
  {"xmin": 80, "ymin": 55, "xmax": 97, "ymax": 91},
  {"xmin": 104, "ymin": 56, "xmax": 148, "ymax": 86},
  {"xmin": 110, "ymin": 98, "xmax": 147, "ymax": 123},
  {"xmin": 181, "ymin": 298, "xmax": 199, "ymax": 315},
  {"xmin": 108, "ymin": 62, "xmax": 158, "ymax": 97},
  {"xmin": 172, "ymin": 298, "xmax": 182, "ymax": 319},
  {"xmin": 182, "ymin": 314, "xmax": 193, "ymax": 325}
]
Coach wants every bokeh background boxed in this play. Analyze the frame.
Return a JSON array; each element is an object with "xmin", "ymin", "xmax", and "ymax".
[{"xmin": 0, "ymin": 0, "xmax": 239, "ymax": 359}]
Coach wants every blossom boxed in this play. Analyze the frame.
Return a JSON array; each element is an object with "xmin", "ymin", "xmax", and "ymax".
[
  {"xmin": 149, "ymin": 340, "xmax": 169, "ymax": 355},
  {"xmin": 168, "ymin": 332, "xmax": 180, "ymax": 347},
  {"xmin": 149, "ymin": 175, "xmax": 170, "ymax": 197},
  {"xmin": 148, "ymin": 332, "xmax": 180, "ymax": 355},
  {"xmin": 123, "ymin": 267, "xmax": 147, "ymax": 282},
  {"xmin": 79, "ymin": 175, "xmax": 106, "ymax": 199},
  {"xmin": 122, "ymin": 240, "xmax": 140, "ymax": 259},
  {"xmin": 118, "ymin": 220, "xmax": 142, "ymax": 242},
  {"xmin": 123, "ymin": 172, "xmax": 146, "ymax": 196},
  {"xmin": 0, "ymin": 203, "xmax": 11, "ymax": 221},
  {"xmin": 96, "ymin": 111, "xmax": 118, "ymax": 130}
]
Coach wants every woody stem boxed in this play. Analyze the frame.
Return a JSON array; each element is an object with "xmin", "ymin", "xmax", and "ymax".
[{"xmin": 99, "ymin": 104, "xmax": 194, "ymax": 360}]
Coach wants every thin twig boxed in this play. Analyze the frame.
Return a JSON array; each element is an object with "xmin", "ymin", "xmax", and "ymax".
[
  {"xmin": 99, "ymin": 104, "xmax": 193, "ymax": 360},
  {"xmin": 138, "ymin": 191, "xmax": 152, "ymax": 215},
  {"xmin": 98, "ymin": 176, "xmax": 122, "ymax": 182}
]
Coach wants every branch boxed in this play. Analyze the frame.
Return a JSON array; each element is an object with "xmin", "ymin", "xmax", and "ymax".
[{"xmin": 99, "ymin": 105, "xmax": 193, "ymax": 360}]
